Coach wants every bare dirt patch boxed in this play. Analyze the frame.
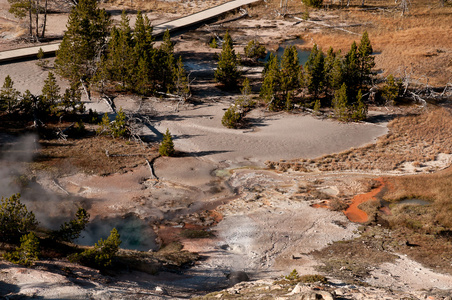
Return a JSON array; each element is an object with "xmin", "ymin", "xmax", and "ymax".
[{"xmin": 271, "ymin": 107, "xmax": 452, "ymax": 173}]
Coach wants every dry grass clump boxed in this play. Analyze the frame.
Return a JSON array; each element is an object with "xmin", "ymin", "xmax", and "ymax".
[
  {"xmin": 384, "ymin": 166, "xmax": 452, "ymax": 228},
  {"xmin": 288, "ymin": 0, "xmax": 452, "ymax": 86},
  {"xmin": 268, "ymin": 108, "xmax": 452, "ymax": 173}
]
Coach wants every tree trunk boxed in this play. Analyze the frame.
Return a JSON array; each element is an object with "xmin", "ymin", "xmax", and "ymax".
[
  {"xmin": 34, "ymin": 0, "xmax": 39, "ymax": 41},
  {"xmin": 41, "ymin": 0, "xmax": 47, "ymax": 38},
  {"xmin": 28, "ymin": 0, "xmax": 33, "ymax": 38}
]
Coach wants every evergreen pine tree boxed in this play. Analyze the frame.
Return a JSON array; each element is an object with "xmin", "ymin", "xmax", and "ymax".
[
  {"xmin": 223, "ymin": 30, "xmax": 233, "ymax": 49},
  {"xmin": 55, "ymin": 0, "xmax": 110, "ymax": 95},
  {"xmin": 41, "ymin": 72, "xmax": 60, "ymax": 115},
  {"xmin": 53, "ymin": 207, "xmax": 90, "ymax": 242},
  {"xmin": 133, "ymin": 11, "xmax": 154, "ymax": 57},
  {"xmin": 4, "ymin": 232, "xmax": 40, "ymax": 267},
  {"xmin": 158, "ymin": 29, "xmax": 175, "ymax": 93},
  {"xmin": 105, "ymin": 11, "xmax": 134, "ymax": 89},
  {"xmin": 351, "ymin": 89, "xmax": 367, "ymax": 121},
  {"xmin": 330, "ymin": 53, "xmax": 344, "ymax": 91},
  {"xmin": 333, "ymin": 83, "xmax": 349, "ymax": 121},
  {"xmin": 313, "ymin": 98, "xmax": 321, "ymax": 114},
  {"xmin": 382, "ymin": 74, "xmax": 401, "ymax": 105},
  {"xmin": 0, "ymin": 75, "xmax": 20, "ymax": 113},
  {"xmin": 70, "ymin": 228, "xmax": 121, "ymax": 268},
  {"xmin": 133, "ymin": 11, "xmax": 155, "ymax": 94},
  {"xmin": 135, "ymin": 56, "xmax": 153, "ymax": 95},
  {"xmin": 173, "ymin": 56, "xmax": 190, "ymax": 101},
  {"xmin": 17, "ymin": 90, "xmax": 34, "ymax": 116},
  {"xmin": 305, "ymin": 44, "xmax": 325, "ymax": 98},
  {"xmin": 244, "ymin": 39, "xmax": 266, "ymax": 62},
  {"xmin": 110, "ymin": 108, "xmax": 127, "ymax": 138},
  {"xmin": 159, "ymin": 129, "xmax": 175, "ymax": 156},
  {"xmin": 323, "ymin": 47, "xmax": 336, "ymax": 94},
  {"xmin": 97, "ymin": 113, "xmax": 110, "ymax": 135},
  {"xmin": 60, "ymin": 83, "xmax": 84, "ymax": 115},
  {"xmin": 214, "ymin": 31, "xmax": 241, "ymax": 88},
  {"xmin": 280, "ymin": 46, "xmax": 301, "ymax": 102},
  {"xmin": 343, "ymin": 41, "xmax": 360, "ymax": 98},
  {"xmin": 260, "ymin": 53, "xmax": 280, "ymax": 110},
  {"xmin": 222, "ymin": 106, "xmax": 242, "ymax": 128},
  {"xmin": 0, "ymin": 194, "xmax": 37, "ymax": 242},
  {"xmin": 357, "ymin": 31, "xmax": 375, "ymax": 89}
]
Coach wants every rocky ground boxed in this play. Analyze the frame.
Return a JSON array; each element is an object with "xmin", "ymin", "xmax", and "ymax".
[{"xmin": 1, "ymin": 0, "xmax": 452, "ymax": 299}]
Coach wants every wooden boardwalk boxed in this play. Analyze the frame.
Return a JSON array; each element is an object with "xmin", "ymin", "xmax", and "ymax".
[{"xmin": 0, "ymin": 0, "xmax": 260, "ymax": 63}]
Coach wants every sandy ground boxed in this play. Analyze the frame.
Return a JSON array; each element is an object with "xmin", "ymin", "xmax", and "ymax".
[
  {"xmin": 1, "ymin": 3, "xmax": 452, "ymax": 299},
  {"xmin": 152, "ymin": 101, "xmax": 388, "ymax": 167}
]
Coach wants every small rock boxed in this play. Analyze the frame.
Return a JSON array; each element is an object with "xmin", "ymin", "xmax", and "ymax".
[
  {"xmin": 293, "ymin": 291, "xmax": 335, "ymax": 300},
  {"xmin": 155, "ymin": 286, "xmax": 168, "ymax": 295},
  {"xmin": 227, "ymin": 271, "xmax": 249, "ymax": 285},
  {"xmin": 286, "ymin": 283, "xmax": 311, "ymax": 295}
]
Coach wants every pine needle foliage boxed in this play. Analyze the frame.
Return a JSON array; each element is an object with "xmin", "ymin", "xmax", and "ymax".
[
  {"xmin": 244, "ymin": 39, "xmax": 266, "ymax": 61},
  {"xmin": 70, "ymin": 228, "xmax": 121, "ymax": 269},
  {"xmin": 53, "ymin": 208, "xmax": 90, "ymax": 242},
  {"xmin": 4, "ymin": 232, "xmax": 40, "ymax": 267},
  {"xmin": 0, "ymin": 194, "xmax": 37, "ymax": 242},
  {"xmin": 159, "ymin": 129, "xmax": 175, "ymax": 156},
  {"xmin": 215, "ymin": 31, "xmax": 241, "ymax": 88},
  {"xmin": 0, "ymin": 75, "xmax": 20, "ymax": 113},
  {"xmin": 55, "ymin": 0, "xmax": 110, "ymax": 88}
]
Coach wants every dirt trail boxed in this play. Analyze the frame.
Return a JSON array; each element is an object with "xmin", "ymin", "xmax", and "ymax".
[{"xmin": 343, "ymin": 178, "xmax": 385, "ymax": 223}]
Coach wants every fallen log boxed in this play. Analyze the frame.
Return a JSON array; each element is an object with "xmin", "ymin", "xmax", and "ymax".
[
  {"xmin": 145, "ymin": 156, "xmax": 159, "ymax": 180},
  {"xmin": 53, "ymin": 179, "xmax": 69, "ymax": 195},
  {"xmin": 292, "ymin": 16, "xmax": 360, "ymax": 35}
]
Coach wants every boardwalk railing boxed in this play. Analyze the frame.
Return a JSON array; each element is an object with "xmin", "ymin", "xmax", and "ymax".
[{"xmin": 0, "ymin": 0, "xmax": 260, "ymax": 64}]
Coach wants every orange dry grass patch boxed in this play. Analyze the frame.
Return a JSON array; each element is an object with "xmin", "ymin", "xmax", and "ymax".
[
  {"xmin": 384, "ymin": 166, "xmax": 452, "ymax": 228},
  {"xmin": 288, "ymin": 0, "xmax": 452, "ymax": 86}
]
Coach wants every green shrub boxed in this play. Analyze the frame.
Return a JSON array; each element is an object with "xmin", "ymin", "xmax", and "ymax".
[
  {"xmin": 209, "ymin": 37, "xmax": 218, "ymax": 48},
  {"xmin": 302, "ymin": 0, "xmax": 323, "ymax": 8},
  {"xmin": 53, "ymin": 207, "xmax": 90, "ymax": 242},
  {"xmin": 97, "ymin": 112, "xmax": 111, "ymax": 135},
  {"xmin": 382, "ymin": 74, "xmax": 402, "ymax": 105},
  {"xmin": 222, "ymin": 106, "xmax": 242, "ymax": 128},
  {"xmin": 159, "ymin": 128, "xmax": 175, "ymax": 156},
  {"xmin": 285, "ymin": 269, "xmax": 300, "ymax": 281},
  {"xmin": 275, "ymin": 270, "xmax": 328, "ymax": 285},
  {"xmin": 313, "ymin": 99, "xmax": 321, "ymax": 114},
  {"xmin": 96, "ymin": 108, "xmax": 128, "ymax": 138},
  {"xmin": 300, "ymin": 274, "xmax": 328, "ymax": 284},
  {"xmin": 244, "ymin": 39, "xmax": 266, "ymax": 61},
  {"xmin": 4, "ymin": 232, "xmax": 40, "ymax": 267},
  {"xmin": 110, "ymin": 108, "xmax": 128, "ymax": 138},
  {"xmin": 0, "ymin": 194, "xmax": 37, "ymax": 242},
  {"xmin": 215, "ymin": 31, "xmax": 241, "ymax": 87},
  {"xmin": 69, "ymin": 228, "xmax": 121, "ymax": 268},
  {"xmin": 87, "ymin": 108, "xmax": 100, "ymax": 124}
]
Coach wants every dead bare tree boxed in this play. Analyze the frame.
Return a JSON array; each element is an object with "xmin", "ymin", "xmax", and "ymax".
[
  {"xmin": 397, "ymin": 67, "xmax": 452, "ymax": 109},
  {"xmin": 395, "ymin": 0, "xmax": 411, "ymax": 15}
]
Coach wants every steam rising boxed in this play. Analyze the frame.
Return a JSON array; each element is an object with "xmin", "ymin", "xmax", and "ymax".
[{"xmin": 0, "ymin": 133, "xmax": 81, "ymax": 230}]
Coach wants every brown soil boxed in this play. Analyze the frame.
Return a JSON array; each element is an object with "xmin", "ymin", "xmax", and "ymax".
[{"xmin": 32, "ymin": 128, "xmax": 158, "ymax": 176}]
